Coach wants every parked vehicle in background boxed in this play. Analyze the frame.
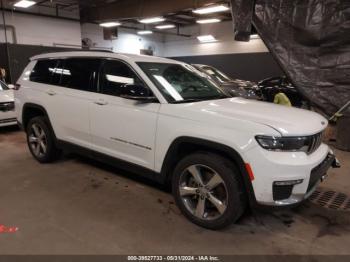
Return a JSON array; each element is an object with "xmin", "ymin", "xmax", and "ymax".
[
  {"xmin": 0, "ymin": 80, "xmax": 16, "ymax": 127},
  {"xmin": 16, "ymin": 51, "xmax": 337, "ymax": 229},
  {"xmin": 192, "ymin": 64, "xmax": 262, "ymax": 100},
  {"xmin": 258, "ymin": 76, "xmax": 308, "ymax": 108}
]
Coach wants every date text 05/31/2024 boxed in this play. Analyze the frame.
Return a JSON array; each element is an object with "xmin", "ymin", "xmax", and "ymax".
[{"xmin": 127, "ymin": 256, "xmax": 220, "ymax": 261}]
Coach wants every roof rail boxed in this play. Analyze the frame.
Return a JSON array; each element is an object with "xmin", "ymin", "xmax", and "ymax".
[{"xmin": 82, "ymin": 48, "xmax": 114, "ymax": 53}]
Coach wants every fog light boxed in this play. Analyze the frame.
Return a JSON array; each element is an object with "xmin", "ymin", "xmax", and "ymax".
[
  {"xmin": 273, "ymin": 179, "xmax": 303, "ymax": 201},
  {"xmin": 274, "ymin": 179, "xmax": 303, "ymax": 186}
]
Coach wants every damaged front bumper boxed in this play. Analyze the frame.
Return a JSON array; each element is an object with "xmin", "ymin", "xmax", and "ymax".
[{"xmin": 266, "ymin": 153, "xmax": 340, "ymax": 207}]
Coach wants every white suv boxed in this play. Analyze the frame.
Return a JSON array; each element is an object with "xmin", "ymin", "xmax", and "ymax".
[{"xmin": 15, "ymin": 51, "xmax": 338, "ymax": 229}]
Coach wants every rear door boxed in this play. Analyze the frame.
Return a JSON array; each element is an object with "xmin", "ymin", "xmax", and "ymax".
[
  {"xmin": 31, "ymin": 58, "xmax": 101, "ymax": 148},
  {"xmin": 52, "ymin": 58, "xmax": 101, "ymax": 148}
]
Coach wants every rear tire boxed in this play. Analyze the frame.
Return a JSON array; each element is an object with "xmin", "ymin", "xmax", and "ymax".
[
  {"xmin": 26, "ymin": 116, "xmax": 60, "ymax": 163},
  {"xmin": 172, "ymin": 152, "xmax": 246, "ymax": 229}
]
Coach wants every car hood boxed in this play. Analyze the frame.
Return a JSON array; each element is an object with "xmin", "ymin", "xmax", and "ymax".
[
  {"xmin": 168, "ymin": 98, "xmax": 327, "ymax": 136},
  {"xmin": 0, "ymin": 90, "xmax": 14, "ymax": 103}
]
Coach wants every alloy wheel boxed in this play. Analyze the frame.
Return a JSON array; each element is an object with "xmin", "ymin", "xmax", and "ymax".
[
  {"xmin": 28, "ymin": 123, "xmax": 48, "ymax": 158},
  {"xmin": 179, "ymin": 164, "xmax": 228, "ymax": 220}
]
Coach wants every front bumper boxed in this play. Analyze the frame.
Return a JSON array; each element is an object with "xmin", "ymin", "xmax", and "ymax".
[
  {"xmin": 245, "ymin": 143, "xmax": 338, "ymax": 207},
  {"xmin": 0, "ymin": 118, "xmax": 17, "ymax": 127},
  {"xmin": 0, "ymin": 108, "xmax": 17, "ymax": 127},
  {"xmin": 267, "ymin": 153, "xmax": 337, "ymax": 206}
]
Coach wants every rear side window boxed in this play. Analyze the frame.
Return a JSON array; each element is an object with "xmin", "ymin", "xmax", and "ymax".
[
  {"xmin": 30, "ymin": 59, "xmax": 59, "ymax": 84},
  {"xmin": 60, "ymin": 58, "xmax": 101, "ymax": 92}
]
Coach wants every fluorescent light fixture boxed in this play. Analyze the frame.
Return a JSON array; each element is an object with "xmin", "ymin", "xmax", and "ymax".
[
  {"xmin": 137, "ymin": 30, "xmax": 153, "ymax": 35},
  {"xmin": 197, "ymin": 35, "xmax": 217, "ymax": 43},
  {"xmin": 155, "ymin": 24, "xmax": 176, "ymax": 30},
  {"xmin": 139, "ymin": 17, "xmax": 165, "ymax": 24},
  {"xmin": 14, "ymin": 0, "xmax": 36, "ymax": 8},
  {"xmin": 250, "ymin": 34, "xmax": 260, "ymax": 39},
  {"xmin": 196, "ymin": 18, "xmax": 221, "ymax": 24},
  {"xmin": 99, "ymin": 22, "xmax": 121, "ymax": 28},
  {"xmin": 193, "ymin": 4, "xmax": 229, "ymax": 14}
]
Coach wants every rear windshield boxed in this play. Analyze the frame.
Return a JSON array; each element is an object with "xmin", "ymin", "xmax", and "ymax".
[
  {"xmin": 0, "ymin": 80, "xmax": 9, "ymax": 91},
  {"xmin": 201, "ymin": 66, "xmax": 232, "ymax": 83}
]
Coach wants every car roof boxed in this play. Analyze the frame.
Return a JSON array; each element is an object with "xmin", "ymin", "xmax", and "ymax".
[{"xmin": 30, "ymin": 51, "xmax": 181, "ymax": 64}]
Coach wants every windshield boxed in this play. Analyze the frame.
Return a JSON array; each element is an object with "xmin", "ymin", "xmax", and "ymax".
[
  {"xmin": 201, "ymin": 66, "xmax": 232, "ymax": 83},
  {"xmin": 0, "ymin": 80, "xmax": 9, "ymax": 91},
  {"xmin": 137, "ymin": 62, "xmax": 228, "ymax": 103}
]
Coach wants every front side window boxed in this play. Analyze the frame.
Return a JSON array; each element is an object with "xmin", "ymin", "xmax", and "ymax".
[
  {"xmin": 100, "ymin": 60, "xmax": 146, "ymax": 97},
  {"xmin": 30, "ymin": 59, "xmax": 59, "ymax": 84},
  {"xmin": 137, "ymin": 62, "xmax": 228, "ymax": 103}
]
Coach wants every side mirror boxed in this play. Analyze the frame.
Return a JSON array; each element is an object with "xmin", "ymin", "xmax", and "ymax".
[
  {"xmin": 8, "ymin": 84, "xmax": 15, "ymax": 89},
  {"xmin": 120, "ymin": 84, "xmax": 157, "ymax": 102}
]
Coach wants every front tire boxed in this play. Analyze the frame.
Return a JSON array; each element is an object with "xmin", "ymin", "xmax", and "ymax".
[
  {"xmin": 26, "ymin": 116, "xmax": 60, "ymax": 163},
  {"xmin": 172, "ymin": 152, "xmax": 247, "ymax": 229}
]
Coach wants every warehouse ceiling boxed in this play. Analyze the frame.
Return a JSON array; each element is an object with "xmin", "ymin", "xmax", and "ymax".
[
  {"xmin": 80, "ymin": 0, "xmax": 232, "ymax": 24},
  {"xmin": 2, "ymin": 0, "xmax": 233, "ymax": 27}
]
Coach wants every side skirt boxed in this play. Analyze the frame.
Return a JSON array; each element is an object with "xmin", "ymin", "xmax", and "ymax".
[{"xmin": 56, "ymin": 140, "xmax": 166, "ymax": 185}]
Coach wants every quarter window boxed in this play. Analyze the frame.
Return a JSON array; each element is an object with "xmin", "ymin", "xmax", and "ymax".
[{"xmin": 30, "ymin": 59, "xmax": 59, "ymax": 84}]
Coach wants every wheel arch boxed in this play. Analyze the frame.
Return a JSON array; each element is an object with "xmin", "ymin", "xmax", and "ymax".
[
  {"xmin": 22, "ymin": 103, "xmax": 57, "ymax": 141},
  {"xmin": 161, "ymin": 136, "xmax": 257, "ymax": 206},
  {"xmin": 22, "ymin": 103, "xmax": 48, "ymax": 128}
]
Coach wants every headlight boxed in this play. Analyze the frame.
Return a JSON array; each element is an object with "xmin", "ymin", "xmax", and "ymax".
[{"xmin": 255, "ymin": 135, "xmax": 310, "ymax": 152}]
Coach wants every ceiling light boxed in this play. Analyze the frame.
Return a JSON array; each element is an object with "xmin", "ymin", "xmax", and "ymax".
[
  {"xmin": 196, "ymin": 18, "xmax": 221, "ymax": 24},
  {"xmin": 14, "ymin": 0, "xmax": 36, "ymax": 8},
  {"xmin": 137, "ymin": 30, "xmax": 153, "ymax": 35},
  {"xmin": 193, "ymin": 4, "xmax": 229, "ymax": 14},
  {"xmin": 139, "ymin": 17, "xmax": 165, "ymax": 24},
  {"xmin": 197, "ymin": 35, "xmax": 217, "ymax": 43},
  {"xmin": 99, "ymin": 22, "xmax": 121, "ymax": 28},
  {"xmin": 155, "ymin": 24, "xmax": 176, "ymax": 30}
]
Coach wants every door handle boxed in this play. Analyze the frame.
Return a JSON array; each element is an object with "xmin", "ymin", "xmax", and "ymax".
[
  {"xmin": 94, "ymin": 100, "xmax": 108, "ymax": 106},
  {"xmin": 47, "ymin": 90, "xmax": 56, "ymax": 96}
]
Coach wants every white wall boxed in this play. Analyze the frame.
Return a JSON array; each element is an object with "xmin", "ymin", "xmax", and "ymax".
[
  {"xmin": 0, "ymin": 11, "xmax": 82, "ymax": 47},
  {"xmin": 0, "ymin": 12, "xmax": 267, "ymax": 57},
  {"xmin": 81, "ymin": 23, "xmax": 164, "ymax": 56},
  {"xmin": 81, "ymin": 22, "xmax": 268, "ymax": 58},
  {"xmin": 163, "ymin": 21, "xmax": 268, "ymax": 57}
]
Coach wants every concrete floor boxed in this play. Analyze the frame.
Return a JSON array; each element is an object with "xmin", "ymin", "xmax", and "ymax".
[{"xmin": 0, "ymin": 126, "xmax": 349, "ymax": 255}]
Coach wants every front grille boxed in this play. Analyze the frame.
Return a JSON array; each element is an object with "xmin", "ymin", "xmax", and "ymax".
[
  {"xmin": 0, "ymin": 102, "xmax": 15, "ymax": 112},
  {"xmin": 307, "ymin": 132, "xmax": 323, "ymax": 154},
  {"xmin": 307, "ymin": 153, "xmax": 335, "ymax": 192}
]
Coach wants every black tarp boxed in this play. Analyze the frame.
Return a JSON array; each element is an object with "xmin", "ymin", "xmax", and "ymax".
[{"xmin": 231, "ymin": 0, "xmax": 350, "ymax": 117}]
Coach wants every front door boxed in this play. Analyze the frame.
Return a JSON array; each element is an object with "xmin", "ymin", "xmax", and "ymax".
[{"xmin": 89, "ymin": 59, "xmax": 160, "ymax": 170}]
